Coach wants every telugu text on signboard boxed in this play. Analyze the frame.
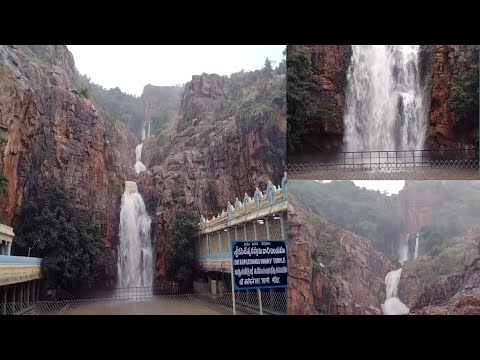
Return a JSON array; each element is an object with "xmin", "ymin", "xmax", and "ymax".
[{"xmin": 231, "ymin": 240, "xmax": 288, "ymax": 290}]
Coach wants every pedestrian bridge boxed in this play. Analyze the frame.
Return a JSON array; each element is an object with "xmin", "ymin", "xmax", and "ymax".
[
  {"xmin": 0, "ymin": 255, "xmax": 43, "ymax": 287},
  {"xmin": 196, "ymin": 173, "xmax": 287, "ymax": 273},
  {"xmin": 0, "ymin": 224, "xmax": 43, "ymax": 314}
]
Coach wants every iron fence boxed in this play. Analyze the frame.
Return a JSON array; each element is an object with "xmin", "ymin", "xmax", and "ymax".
[
  {"xmin": 287, "ymin": 149, "xmax": 480, "ymax": 180},
  {"xmin": 1, "ymin": 286, "xmax": 287, "ymax": 315}
]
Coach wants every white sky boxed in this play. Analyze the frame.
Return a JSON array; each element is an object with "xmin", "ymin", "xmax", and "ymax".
[
  {"xmin": 319, "ymin": 180, "xmax": 405, "ymax": 195},
  {"xmin": 67, "ymin": 45, "xmax": 285, "ymax": 96}
]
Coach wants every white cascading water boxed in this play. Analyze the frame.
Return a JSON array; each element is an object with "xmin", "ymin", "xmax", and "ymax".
[
  {"xmin": 399, "ymin": 233, "xmax": 410, "ymax": 264},
  {"xmin": 117, "ymin": 181, "xmax": 153, "ymax": 289},
  {"xmin": 344, "ymin": 45, "xmax": 426, "ymax": 152},
  {"xmin": 381, "ymin": 268, "xmax": 410, "ymax": 315},
  {"xmin": 414, "ymin": 233, "xmax": 419, "ymax": 260},
  {"xmin": 134, "ymin": 143, "xmax": 147, "ymax": 174}
]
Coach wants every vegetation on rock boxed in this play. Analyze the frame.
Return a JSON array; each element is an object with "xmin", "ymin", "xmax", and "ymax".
[
  {"xmin": 13, "ymin": 179, "xmax": 109, "ymax": 290},
  {"xmin": 78, "ymin": 81, "xmax": 91, "ymax": 98},
  {"xmin": 286, "ymin": 47, "xmax": 336, "ymax": 153},
  {"xmin": 0, "ymin": 137, "xmax": 6, "ymax": 198},
  {"xmin": 210, "ymin": 55, "xmax": 286, "ymax": 133},
  {"xmin": 0, "ymin": 172, "xmax": 7, "ymax": 197},
  {"xmin": 164, "ymin": 188, "xmax": 200, "ymax": 291},
  {"xmin": 76, "ymin": 74, "xmax": 144, "ymax": 136},
  {"xmin": 447, "ymin": 45, "xmax": 479, "ymax": 142},
  {"xmin": 289, "ymin": 180, "xmax": 404, "ymax": 256}
]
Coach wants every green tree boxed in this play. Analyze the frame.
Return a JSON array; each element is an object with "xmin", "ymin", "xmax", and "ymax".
[
  {"xmin": 263, "ymin": 57, "xmax": 273, "ymax": 78},
  {"xmin": 14, "ymin": 178, "xmax": 108, "ymax": 290},
  {"xmin": 286, "ymin": 49, "xmax": 316, "ymax": 153},
  {"xmin": 0, "ymin": 172, "xmax": 7, "ymax": 197},
  {"xmin": 0, "ymin": 138, "xmax": 6, "ymax": 197},
  {"xmin": 447, "ymin": 46, "xmax": 479, "ymax": 142},
  {"xmin": 78, "ymin": 82, "xmax": 91, "ymax": 98},
  {"xmin": 164, "ymin": 189, "xmax": 199, "ymax": 291}
]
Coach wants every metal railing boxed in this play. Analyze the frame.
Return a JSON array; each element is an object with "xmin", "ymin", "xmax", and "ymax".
[
  {"xmin": 1, "ymin": 286, "xmax": 287, "ymax": 315},
  {"xmin": 0, "ymin": 255, "xmax": 42, "ymax": 264},
  {"xmin": 287, "ymin": 149, "xmax": 480, "ymax": 180}
]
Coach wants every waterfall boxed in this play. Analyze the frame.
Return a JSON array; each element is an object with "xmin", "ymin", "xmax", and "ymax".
[
  {"xmin": 148, "ymin": 121, "xmax": 151, "ymax": 139},
  {"xmin": 414, "ymin": 233, "xmax": 419, "ymax": 260},
  {"xmin": 381, "ymin": 268, "xmax": 410, "ymax": 315},
  {"xmin": 344, "ymin": 45, "xmax": 426, "ymax": 152},
  {"xmin": 134, "ymin": 143, "xmax": 147, "ymax": 174},
  {"xmin": 399, "ymin": 233, "xmax": 410, "ymax": 264},
  {"xmin": 117, "ymin": 181, "xmax": 153, "ymax": 290}
]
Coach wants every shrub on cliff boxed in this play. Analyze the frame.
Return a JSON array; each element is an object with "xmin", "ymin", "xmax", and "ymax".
[
  {"xmin": 287, "ymin": 48, "xmax": 330, "ymax": 153},
  {"xmin": 78, "ymin": 82, "xmax": 91, "ymax": 98},
  {"xmin": 164, "ymin": 188, "xmax": 199, "ymax": 291},
  {"xmin": 447, "ymin": 46, "xmax": 479, "ymax": 141},
  {"xmin": 13, "ymin": 178, "xmax": 108, "ymax": 290},
  {"xmin": 0, "ymin": 172, "xmax": 7, "ymax": 197}
]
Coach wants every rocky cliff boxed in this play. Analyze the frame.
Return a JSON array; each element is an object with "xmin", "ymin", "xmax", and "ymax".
[
  {"xmin": 288, "ymin": 45, "xmax": 352, "ymax": 152},
  {"xmin": 399, "ymin": 180, "xmax": 480, "ymax": 234},
  {"xmin": 137, "ymin": 70, "xmax": 286, "ymax": 283},
  {"xmin": 422, "ymin": 45, "xmax": 479, "ymax": 151},
  {"xmin": 141, "ymin": 84, "xmax": 183, "ymax": 137},
  {"xmin": 412, "ymin": 257, "xmax": 480, "ymax": 315},
  {"xmin": 397, "ymin": 225, "xmax": 480, "ymax": 313},
  {"xmin": 289, "ymin": 45, "xmax": 477, "ymax": 153},
  {"xmin": 0, "ymin": 45, "xmax": 138, "ymax": 283},
  {"xmin": 288, "ymin": 195, "xmax": 393, "ymax": 315}
]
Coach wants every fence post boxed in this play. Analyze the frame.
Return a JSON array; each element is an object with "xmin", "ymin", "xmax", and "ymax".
[
  {"xmin": 280, "ymin": 213, "xmax": 285, "ymax": 240},
  {"xmin": 230, "ymin": 255, "xmax": 236, "ymax": 315},
  {"xmin": 266, "ymin": 217, "xmax": 271, "ymax": 240},
  {"xmin": 3, "ymin": 286, "xmax": 7, "ymax": 315},
  {"xmin": 257, "ymin": 289, "xmax": 263, "ymax": 315}
]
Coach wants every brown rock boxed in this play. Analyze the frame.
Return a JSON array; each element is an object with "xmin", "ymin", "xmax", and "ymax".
[
  {"xmin": 412, "ymin": 257, "xmax": 480, "ymax": 315},
  {"xmin": 288, "ymin": 45, "xmax": 352, "ymax": 151},
  {"xmin": 287, "ymin": 195, "xmax": 393, "ymax": 315},
  {"xmin": 139, "ymin": 72, "xmax": 286, "ymax": 285},
  {"xmin": 0, "ymin": 45, "xmax": 138, "ymax": 286},
  {"xmin": 424, "ymin": 45, "xmax": 478, "ymax": 150}
]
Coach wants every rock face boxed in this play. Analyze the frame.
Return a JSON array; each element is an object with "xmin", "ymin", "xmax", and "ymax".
[
  {"xmin": 288, "ymin": 195, "xmax": 394, "ymax": 315},
  {"xmin": 412, "ymin": 257, "xmax": 480, "ymax": 315},
  {"xmin": 289, "ymin": 45, "xmax": 352, "ymax": 152},
  {"xmin": 139, "ymin": 71, "xmax": 286, "ymax": 283},
  {"xmin": 0, "ymin": 45, "xmax": 138, "ymax": 284},
  {"xmin": 289, "ymin": 45, "xmax": 477, "ymax": 153},
  {"xmin": 399, "ymin": 181, "xmax": 480, "ymax": 234},
  {"xmin": 398, "ymin": 225, "xmax": 480, "ymax": 311},
  {"xmin": 399, "ymin": 181, "xmax": 442, "ymax": 233},
  {"xmin": 141, "ymin": 84, "xmax": 183, "ymax": 136},
  {"xmin": 422, "ymin": 45, "xmax": 478, "ymax": 151}
]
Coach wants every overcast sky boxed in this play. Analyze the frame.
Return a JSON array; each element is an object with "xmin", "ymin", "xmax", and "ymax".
[
  {"xmin": 67, "ymin": 45, "xmax": 285, "ymax": 96},
  {"xmin": 320, "ymin": 180, "xmax": 405, "ymax": 195}
]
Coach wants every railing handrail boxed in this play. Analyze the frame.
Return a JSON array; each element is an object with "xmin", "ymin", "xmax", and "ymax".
[
  {"xmin": 0, "ymin": 255, "xmax": 43, "ymax": 265},
  {"xmin": 336, "ymin": 148, "xmax": 478, "ymax": 154}
]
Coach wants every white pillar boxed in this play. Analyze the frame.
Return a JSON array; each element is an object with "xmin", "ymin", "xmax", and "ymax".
[
  {"xmin": 26, "ymin": 282, "xmax": 30, "ymax": 305},
  {"xmin": 7, "ymin": 241, "xmax": 12, "ymax": 256},
  {"xmin": 3, "ymin": 286, "xmax": 7, "ymax": 315},
  {"xmin": 266, "ymin": 218, "xmax": 271, "ymax": 240},
  {"xmin": 218, "ymin": 231, "xmax": 222, "ymax": 253}
]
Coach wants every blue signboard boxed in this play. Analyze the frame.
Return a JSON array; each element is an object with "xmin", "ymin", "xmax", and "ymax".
[{"xmin": 231, "ymin": 240, "xmax": 288, "ymax": 291}]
